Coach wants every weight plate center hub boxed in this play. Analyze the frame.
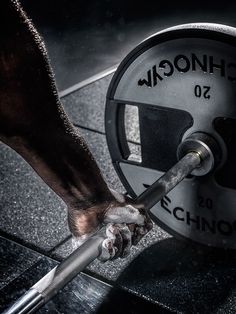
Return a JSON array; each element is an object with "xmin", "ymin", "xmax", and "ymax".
[{"xmin": 105, "ymin": 23, "xmax": 236, "ymax": 249}]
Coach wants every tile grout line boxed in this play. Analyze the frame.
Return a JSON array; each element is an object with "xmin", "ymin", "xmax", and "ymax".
[
  {"xmin": 59, "ymin": 65, "xmax": 117, "ymax": 98},
  {"xmin": 0, "ymin": 229, "xmax": 70, "ymax": 262},
  {"xmin": 74, "ymin": 123, "xmax": 141, "ymax": 146},
  {"xmin": 74, "ymin": 123, "xmax": 106, "ymax": 136},
  {"xmin": 0, "ymin": 255, "xmax": 44, "ymax": 293}
]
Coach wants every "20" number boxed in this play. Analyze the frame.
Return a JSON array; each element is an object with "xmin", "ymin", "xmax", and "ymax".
[{"xmin": 194, "ymin": 85, "xmax": 211, "ymax": 99}]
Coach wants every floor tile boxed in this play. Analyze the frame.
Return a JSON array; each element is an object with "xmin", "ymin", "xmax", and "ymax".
[
  {"xmin": 78, "ymin": 127, "xmax": 125, "ymax": 193},
  {"xmin": 61, "ymin": 75, "xmax": 112, "ymax": 134},
  {"xmin": 0, "ymin": 236, "xmax": 41, "ymax": 290}
]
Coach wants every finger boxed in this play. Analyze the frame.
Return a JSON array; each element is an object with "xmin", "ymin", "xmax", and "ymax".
[
  {"xmin": 117, "ymin": 224, "xmax": 132, "ymax": 258},
  {"xmin": 113, "ymin": 225, "xmax": 124, "ymax": 258},
  {"xmin": 125, "ymin": 210, "xmax": 153, "ymax": 246},
  {"xmin": 107, "ymin": 224, "xmax": 123, "ymax": 258},
  {"xmin": 99, "ymin": 223, "xmax": 133, "ymax": 261},
  {"xmin": 132, "ymin": 225, "xmax": 149, "ymax": 245},
  {"xmin": 98, "ymin": 238, "xmax": 117, "ymax": 262},
  {"xmin": 131, "ymin": 216, "xmax": 153, "ymax": 245},
  {"xmin": 98, "ymin": 223, "xmax": 120, "ymax": 262},
  {"xmin": 104, "ymin": 204, "xmax": 145, "ymax": 226},
  {"xmin": 143, "ymin": 210, "xmax": 154, "ymax": 232}
]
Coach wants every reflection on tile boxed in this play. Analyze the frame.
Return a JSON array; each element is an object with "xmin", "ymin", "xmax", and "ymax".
[
  {"xmin": 1, "ymin": 256, "xmax": 162, "ymax": 314},
  {"xmin": 62, "ymin": 75, "xmax": 113, "ymax": 133},
  {"xmin": 0, "ymin": 257, "xmax": 107, "ymax": 313},
  {"xmin": 0, "ymin": 236, "xmax": 41, "ymax": 290}
]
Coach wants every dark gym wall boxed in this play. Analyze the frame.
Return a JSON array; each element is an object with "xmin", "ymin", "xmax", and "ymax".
[{"xmin": 20, "ymin": 0, "xmax": 236, "ymax": 90}]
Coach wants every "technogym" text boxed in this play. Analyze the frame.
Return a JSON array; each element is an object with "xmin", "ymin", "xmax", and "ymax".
[{"xmin": 138, "ymin": 53, "xmax": 236, "ymax": 87}]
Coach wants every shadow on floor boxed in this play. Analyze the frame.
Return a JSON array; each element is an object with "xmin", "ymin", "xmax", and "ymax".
[{"xmin": 115, "ymin": 237, "xmax": 236, "ymax": 313}]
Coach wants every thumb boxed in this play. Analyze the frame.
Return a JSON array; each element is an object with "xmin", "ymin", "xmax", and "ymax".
[{"xmin": 104, "ymin": 204, "xmax": 145, "ymax": 225}]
